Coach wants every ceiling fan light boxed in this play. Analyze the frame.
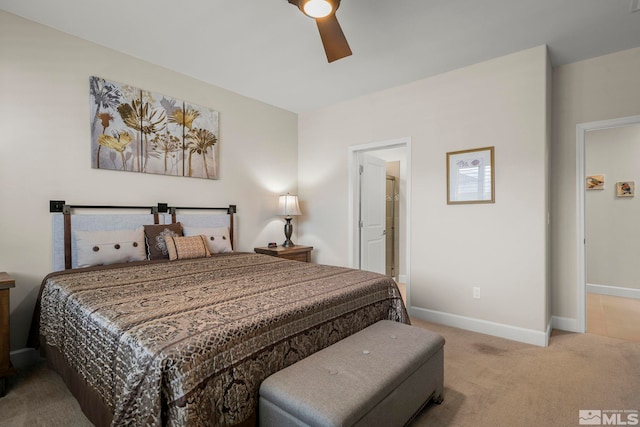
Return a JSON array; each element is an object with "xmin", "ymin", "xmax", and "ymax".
[{"xmin": 303, "ymin": 0, "xmax": 332, "ymax": 18}]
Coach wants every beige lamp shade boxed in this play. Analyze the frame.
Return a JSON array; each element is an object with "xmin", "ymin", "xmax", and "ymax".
[{"xmin": 278, "ymin": 194, "xmax": 302, "ymax": 217}]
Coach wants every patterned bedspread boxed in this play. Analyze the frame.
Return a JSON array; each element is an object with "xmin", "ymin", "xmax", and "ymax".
[{"xmin": 36, "ymin": 253, "xmax": 408, "ymax": 426}]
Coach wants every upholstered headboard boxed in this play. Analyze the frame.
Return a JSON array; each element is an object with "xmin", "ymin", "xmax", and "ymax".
[{"xmin": 50, "ymin": 201, "xmax": 236, "ymax": 271}]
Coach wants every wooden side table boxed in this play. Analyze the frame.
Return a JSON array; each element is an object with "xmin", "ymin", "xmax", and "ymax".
[
  {"xmin": 0, "ymin": 272, "xmax": 15, "ymax": 397},
  {"xmin": 254, "ymin": 245, "xmax": 313, "ymax": 263}
]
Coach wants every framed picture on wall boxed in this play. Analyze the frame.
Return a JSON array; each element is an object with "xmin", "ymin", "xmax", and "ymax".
[
  {"xmin": 89, "ymin": 76, "xmax": 220, "ymax": 180},
  {"xmin": 616, "ymin": 181, "xmax": 634, "ymax": 197},
  {"xmin": 586, "ymin": 175, "xmax": 605, "ymax": 190},
  {"xmin": 447, "ymin": 146, "xmax": 495, "ymax": 204}
]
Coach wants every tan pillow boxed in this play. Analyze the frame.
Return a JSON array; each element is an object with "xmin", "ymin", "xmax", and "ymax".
[{"xmin": 164, "ymin": 235, "xmax": 211, "ymax": 261}]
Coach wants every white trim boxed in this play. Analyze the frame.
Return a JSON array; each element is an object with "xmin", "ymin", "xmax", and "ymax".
[
  {"xmin": 587, "ymin": 283, "xmax": 640, "ymax": 300},
  {"xmin": 576, "ymin": 115, "xmax": 640, "ymax": 334},
  {"xmin": 398, "ymin": 274, "xmax": 408, "ymax": 284},
  {"xmin": 545, "ymin": 320, "xmax": 552, "ymax": 346},
  {"xmin": 409, "ymin": 306, "xmax": 549, "ymax": 347},
  {"xmin": 404, "ymin": 143, "xmax": 412, "ymax": 309},
  {"xmin": 551, "ymin": 315, "xmax": 581, "ymax": 333},
  {"xmin": 576, "ymin": 122, "xmax": 586, "ymax": 333},
  {"xmin": 347, "ymin": 149, "xmax": 358, "ymax": 269},
  {"xmin": 348, "ymin": 138, "xmax": 412, "ymax": 307}
]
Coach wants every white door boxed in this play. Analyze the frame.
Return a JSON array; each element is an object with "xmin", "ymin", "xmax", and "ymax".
[{"xmin": 360, "ymin": 153, "xmax": 386, "ymax": 274}]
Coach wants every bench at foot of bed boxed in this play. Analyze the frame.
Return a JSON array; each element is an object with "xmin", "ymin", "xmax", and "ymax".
[{"xmin": 259, "ymin": 320, "xmax": 445, "ymax": 427}]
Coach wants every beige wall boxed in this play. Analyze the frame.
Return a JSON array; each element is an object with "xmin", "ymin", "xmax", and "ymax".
[
  {"xmin": 0, "ymin": 11, "xmax": 298, "ymax": 352},
  {"xmin": 551, "ymin": 47, "xmax": 640, "ymax": 322},
  {"xmin": 298, "ymin": 46, "xmax": 550, "ymax": 344}
]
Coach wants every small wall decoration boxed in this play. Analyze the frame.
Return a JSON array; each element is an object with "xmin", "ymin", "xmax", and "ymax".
[
  {"xmin": 447, "ymin": 146, "xmax": 495, "ymax": 204},
  {"xmin": 586, "ymin": 175, "xmax": 604, "ymax": 190},
  {"xmin": 90, "ymin": 76, "xmax": 219, "ymax": 179},
  {"xmin": 616, "ymin": 181, "xmax": 635, "ymax": 197}
]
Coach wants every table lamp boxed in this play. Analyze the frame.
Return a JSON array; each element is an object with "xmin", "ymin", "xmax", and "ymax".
[{"xmin": 278, "ymin": 194, "xmax": 302, "ymax": 247}]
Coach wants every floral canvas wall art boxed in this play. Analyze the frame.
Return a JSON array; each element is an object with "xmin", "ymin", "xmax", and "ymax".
[{"xmin": 90, "ymin": 76, "xmax": 219, "ymax": 179}]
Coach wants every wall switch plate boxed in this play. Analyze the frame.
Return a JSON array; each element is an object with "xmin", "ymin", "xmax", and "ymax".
[{"xmin": 473, "ymin": 287, "xmax": 481, "ymax": 299}]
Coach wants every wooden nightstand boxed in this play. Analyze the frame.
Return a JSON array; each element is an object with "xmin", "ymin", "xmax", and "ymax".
[
  {"xmin": 254, "ymin": 245, "xmax": 313, "ymax": 263},
  {"xmin": 0, "ymin": 272, "xmax": 15, "ymax": 397}
]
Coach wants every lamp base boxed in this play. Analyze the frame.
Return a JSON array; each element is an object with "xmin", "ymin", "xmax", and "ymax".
[{"xmin": 283, "ymin": 217, "xmax": 295, "ymax": 247}]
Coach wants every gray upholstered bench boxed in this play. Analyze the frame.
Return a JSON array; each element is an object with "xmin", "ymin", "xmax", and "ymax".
[{"xmin": 259, "ymin": 320, "xmax": 445, "ymax": 427}]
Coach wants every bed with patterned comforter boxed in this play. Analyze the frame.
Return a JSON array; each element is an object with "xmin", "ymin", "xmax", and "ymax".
[{"xmin": 30, "ymin": 252, "xmax": 408, "ymax": 427}]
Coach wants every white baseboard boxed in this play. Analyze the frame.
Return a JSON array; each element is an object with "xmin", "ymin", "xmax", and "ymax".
[
  {"xmin": 10, "ymin": 347, "xmax": 42, "ymax": 369},
  {"xmin": 551, "ymin": 315, "xmax": 582, "ymax": 333},
  {"xmin": 587, "ymin": 283, "xmax": 640, "ymax": 300},
  {"xmin": 409, "ymin": 306, "xmax": 549, "ymax": 347}
]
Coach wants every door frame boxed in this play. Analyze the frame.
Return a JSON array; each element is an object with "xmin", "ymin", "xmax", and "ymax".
[
  {"xmin": 348, "ymin": 137, "xmax": 412, "ymax": 302},
  {"xmin": 576, "ymin": 115, "xmax": 640, "ymax": 333}
]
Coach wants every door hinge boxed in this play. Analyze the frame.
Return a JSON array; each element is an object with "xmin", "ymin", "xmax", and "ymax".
[
  {"xmin": 359, "ymin": 165, "xmax": 364, "ymax": 175},
  {"xmin": 359, "ymin": 220, "xmax": 364, "ymax": 228}
]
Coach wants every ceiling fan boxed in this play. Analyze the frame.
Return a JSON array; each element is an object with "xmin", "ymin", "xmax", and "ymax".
[{"xmin": 288, "ymin": 0, "xmax": 352, "ymax": 63}]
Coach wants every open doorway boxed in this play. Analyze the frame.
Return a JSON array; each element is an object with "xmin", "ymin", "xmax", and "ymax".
[
  {"xmin": 577, "ymin": 115, "xmax": 640, "ymax": 340},
  {"xmin": 348, "ymin": 138, "xmax": 411, "ymax": 304},
  {"xmin": 386, "ymin": 170, "xmax": 399, "ymax": 278}
]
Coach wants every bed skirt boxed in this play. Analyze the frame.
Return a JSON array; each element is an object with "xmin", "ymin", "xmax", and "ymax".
[{"xmin": 43, "ymin": 339, "xmax": 257, "ymax": 427}]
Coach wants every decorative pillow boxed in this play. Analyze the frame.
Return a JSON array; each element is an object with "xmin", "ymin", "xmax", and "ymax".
[
  {"xmin": 75, "ymin": 227, "xmax": 146, "ymax": 268},
  {"xmin": 144, "ymin": 223, "xmax": 183, "ymax": 260},
  {"xmin": 164, "ymin": 235, "xmax": 211, "ymax": 261},
  {"xmin": 182, "ymin": 226, "xmax": 232, "ymax": 254}
]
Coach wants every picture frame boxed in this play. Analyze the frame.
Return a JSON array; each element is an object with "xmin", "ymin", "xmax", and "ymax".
[
  {"xmin": 447, "ymin": 146, "xmax": 495, "ymax": 204},
  {"xmin": 616, "ymin": 181, "xmax": 634, "ymax": 197},
  {"xmin": 586, "ymin": 175, "xmax": 605, "ymax": 190}
]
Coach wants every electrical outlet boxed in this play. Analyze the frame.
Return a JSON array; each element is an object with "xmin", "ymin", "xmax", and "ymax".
[{"xmin": 473, "ymin": 287, "xmax": 481, "ymax": 299}]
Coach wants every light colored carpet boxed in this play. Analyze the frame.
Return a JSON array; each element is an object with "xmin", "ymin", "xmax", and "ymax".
[
  {"xmin": 411, "ymin": 318, "xmax": 640, "ymax": 426},
  {"xmin": 1, "ymin": 318, "xmax": 639, "ymax": 427}
]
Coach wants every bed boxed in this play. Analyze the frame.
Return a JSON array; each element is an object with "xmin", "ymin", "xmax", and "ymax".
[{"xmin": 29, "ymin": 202, "xmax": 409, "ymax": 427}]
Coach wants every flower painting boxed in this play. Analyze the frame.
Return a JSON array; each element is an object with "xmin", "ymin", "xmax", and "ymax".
[{"xmin": 90, "ymin": 76, "xmax": 219, "ymax": 179}]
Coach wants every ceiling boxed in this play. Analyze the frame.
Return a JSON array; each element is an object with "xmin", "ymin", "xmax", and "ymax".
[{"xmin": 2, "ymin": 0, "xmax": 640, "ymax": 113}]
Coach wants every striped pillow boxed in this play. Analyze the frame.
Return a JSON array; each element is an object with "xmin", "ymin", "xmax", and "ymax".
[{"xmin": 164, "ymin": 235, "xmax": 211, "ymax": 261}]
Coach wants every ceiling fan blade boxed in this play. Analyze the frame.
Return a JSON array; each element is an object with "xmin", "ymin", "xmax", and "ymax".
[{"xmin": 316, "ymin": 14, "xmax": 352, "ymax": 62}]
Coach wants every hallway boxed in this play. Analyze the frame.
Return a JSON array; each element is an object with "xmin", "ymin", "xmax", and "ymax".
[{"xmin": 587, "ymin": 293, "xmax": 640, "ymax": 342}]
